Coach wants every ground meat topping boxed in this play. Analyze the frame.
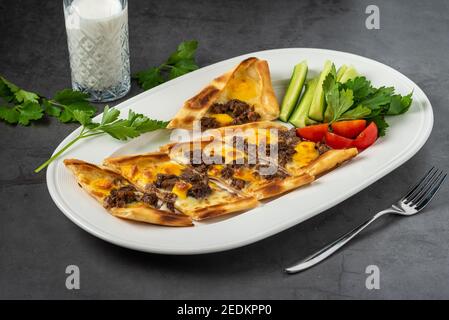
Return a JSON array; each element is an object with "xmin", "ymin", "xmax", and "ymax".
[
  {"xmin": 151, "ymin": 168, "xmax": 214, "ymax": 201},
  {"xmin": 230, "ymin": 178, "xmax": 246, "ymax": 190},
  {"xmin": 271, "ymin": 128, "xmax": 302, "ymax": 167},
  {"xmin": 141, "ymin": 192, "xmax": 159, "ymax": 208},
  {"xmin": 103, "ymin": 185, "xmax": 138, "ymax": 209},
  {"xmin": 187, "ymin": 182, "xmax": 212, "ymax": 199},
  {"xmin": 315, "ymin": 141, "xmax": 330, "ymax": 155},
  {"xmin": 154, "ymin": 174, "xmax": 179, "ymax": 190},
  {"xmin": 180, "ymin": 168, "xmax": 207, "ymax": 184},
  {"xmin": 220, "ymin": 166, "xmax": 234, "ymax": 180},
  {"xmin": 180, "ymin": 168, "xmax": 212, "ymax": 199},
  {"xmin": 200, "ymin": 117, "xmax": 220, "ymax": 131},
  {"xmin": 201, "ymin": 99, "xmax": 261, "ymax": 130},
  {"xmin": 162, "ymin": 193, "xmax": 177, "ymax": 212}
]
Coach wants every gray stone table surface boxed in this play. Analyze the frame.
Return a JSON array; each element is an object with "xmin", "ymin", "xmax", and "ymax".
[{"xmin": 1, "ymin": 0, "xmax": 448, "ymax": 299}]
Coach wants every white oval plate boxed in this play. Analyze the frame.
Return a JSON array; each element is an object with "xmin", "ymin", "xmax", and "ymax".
[{"xmin": 46, "ymin": 48, "xmax": 433, "ymax": 254}]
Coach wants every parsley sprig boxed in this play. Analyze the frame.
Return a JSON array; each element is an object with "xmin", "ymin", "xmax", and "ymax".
[
  {"xmin": 34, "ymin": 106, "xmax": 168, "ymax": 172},
  {"xmin": 0, "ymin": 76, "xmax": 97, "ymax": 126},
  {"xmin": 322, "ymin": 67, "xmax": 413, "ymax": 136},
  {"xmin": 134, "ymin": 40, "xmax": 199, "ymax": 90}
]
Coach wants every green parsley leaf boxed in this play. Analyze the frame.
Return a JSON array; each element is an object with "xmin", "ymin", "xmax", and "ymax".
[
  {"xmin": 134, "ymin": 40, "xmax": 199, "ymax": 91},
  {"xmin": 127, "ymin": 109, "xmax": 169, "ymax": 132},
  {"xmin": 134, "ymin": 67, "xmax": 164, "ymax": 90},
  {"xmin": 323, "ymin": 73, "xmax": 354, "ymax": 123},
  {"xmin": 0, "ymin": 78, "xmax": 15, "ymax": 102},
  {"xmin": 169, "ymin": 59, "xmax": 199, "ymax": 80},
  {"xmin": 343, "ymin": 76, "xmax": 376, "ymax": 101},
  {"xmin": 50, "ymin": 89, "xmax": 96, "ymax": 123},
  {"xmin": 72, "ymin": 110, "xmax": 92, "ymax": 126},
  {"xmin": 371, "ymin": 115, "xmax": 389, "ymax": 137},
  {"xmin": 340, "ymin": 105, "xmax": 372, "ymax": 120},
  {"xmin": 53, "ymin": 89, "xmax": 90, "ymax": 105},
  {"xmin": 101, "ymin": 105, "xmax": 120, "ymax": 125},
  {"xmin": 42, "ymin": 99, "xmax": 62, "ymax": 117},
  {"xmin": 0, "ymin": 76, "xmax": 39, "ymax": 104},
  {"xmin": 17, "ymin": 102, "xmax": 44, "ymax": 125},
  {"xmin": 387, "ymin": 92, "xmax": 413, "ymax": 115},
  {"xmin": 14, "ymin": 89, "xmax": 40, "ymax": 104},
  {"xmin": 100, "ymin": 120, "xmax": 140, "ymax": 140},
  {"xmin": 0, "ymin": 106, "xmax": 20, "ymax": 124},
  {"xmin": 166, "ymin": 40, "xmax": 199, "ymax": 65},
  {"xmin": 58, "ymin": 102, "xmax": 95, "ymax": 123},
  {"xmin": 358, "ymin": 86, "xmax": 394, "ymax": 110}
]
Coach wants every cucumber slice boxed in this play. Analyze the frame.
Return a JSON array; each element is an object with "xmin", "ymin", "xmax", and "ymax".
[
  {"xmin": 289, "ymin": 77, "xmax": 319, "ymax": 128},
  {"xmin": 336, "ymin": 65, "xmax": 348, "ymax": 82},
  {"xmin": 279, "ymin": 61, "xmax": 308, "ymax": 122},
  {"xmin": 308, "ymin": 60, "xmax": 335, "ymax": 121},
  {"xmin": 339, "ymin": 66, "xmax": 358, "ymax": 83}
]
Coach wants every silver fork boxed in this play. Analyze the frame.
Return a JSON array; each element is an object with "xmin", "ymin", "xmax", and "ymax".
[{"xmin": 285, "ymin": 167, "xmax": 447, "ymax": 274}]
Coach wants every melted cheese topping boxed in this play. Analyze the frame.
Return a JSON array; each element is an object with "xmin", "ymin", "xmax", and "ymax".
[
  {"xmin": 119, "ymin": 159, "xmax": 184, "ymax": 188},
  {"xmin": 92, "ymin": 178, "xmax": 114, "ymax": 190},
  {"xmin": 208, "ymin": 164, "xmax": 224, "ymax": 177},
  {"xmin": 292, "ymin": 142, "xmax": 319, "ymax": 167},
  {"xmin": 233, "ymin": 167, "xmax": 257, "ymax": 182},
  {"xmin": 172, "ymin": 181, "xmax": 192, "ymax": 199},
  {"xmin": 210, "ymin": 113, "xmax": 234, "ymax": 126},
  {"xmin": 203, "ymin": 142, "xmax": 246, "ymax": 164},
  {"xmin": 227, "ymin": 77, "xmax": 258, "ymax": 102}
]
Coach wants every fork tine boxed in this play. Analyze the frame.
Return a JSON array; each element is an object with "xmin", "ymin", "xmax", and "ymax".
[
  {"xmin": 401, "ymin": 167, "xmax": 435, "ymax": 202},
  {"xmin": 408, "ymin": 169, "xmax": 443, "ymax": 204},
  {"xmin": 414, "ymin": 173, "xmax": 447, "ymax": 210}
]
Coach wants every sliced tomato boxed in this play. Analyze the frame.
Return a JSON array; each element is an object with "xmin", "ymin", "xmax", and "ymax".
[
  {"xmin": 325, "ymin": 132, "xmax": 354, "ymax": 149},
  {"xmin": 331, "ymin": 120, "xmax": 367, "ymax": 139},
  {"xmin": 353, "ymin": 122, "xmax": 378, "ymax": 150},
  {"xmin": 296, "ymin": 123, "xmax": 329, "ymax": 142}
]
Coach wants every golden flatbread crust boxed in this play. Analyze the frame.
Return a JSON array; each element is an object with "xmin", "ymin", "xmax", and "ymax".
[
  {"xmin": 102, "ymin": 152, "xmax": 259, "ymax": 221},
  {"xmin": 167, "ymin": 57, "xmax": 279, "ymax": 129},
  {"xmin": 64, "ymin": 159, "xmax": 193, "ymax": 227},
  {"xmin": 293, "ymin": 148, "xmax": 358, "ymax": 177},
  {"xmin": 247, "ymin": 173, "xmax": 314, "ymax": 200}
]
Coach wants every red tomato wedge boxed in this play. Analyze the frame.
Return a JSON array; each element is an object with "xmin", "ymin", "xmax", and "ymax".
[
  {"xmin": 353, "ymin": 122, "xmax": 378, "ymax": 150},
  {"xmin": 296, "ymin": 123, "xmax": 329, "ymax": 142},
  {"xmin": 324, "ymin": 132, "xmax": 354, "ymax": 149},
  {"xmin": 331, "ymin": 120, "xmax": 367, "ymax": 139}
]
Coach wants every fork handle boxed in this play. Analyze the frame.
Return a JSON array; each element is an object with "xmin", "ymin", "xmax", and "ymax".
[{"xmin": 285, "ymin": 209, "xmax": 394, "ymax": 274}]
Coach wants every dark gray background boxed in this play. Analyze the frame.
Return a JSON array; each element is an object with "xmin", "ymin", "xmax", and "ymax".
[{"xmin": 1, "ymin": 0, "xmax": 448, "ymax": 299}]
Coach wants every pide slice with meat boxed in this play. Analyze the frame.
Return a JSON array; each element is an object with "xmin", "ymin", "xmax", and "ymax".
[
  {"xmin": 167, "ymin": 57, "xmax": 279, "ymax": 130},
  {"xmin": 171, "ymin": 121, "xmax": 358, "ymax": 182},
  {"xmin": 63, "ymin": 159, "xmax": 193, "ymax": 227},
  {"xmin": 162, "ymin": 139, "xmax": 314, "ymax": 200},
  {"xmin": 216, "ymin": 122, "xmax": 358, "ymax": 177},
  {"xmin": 102, "ymin": 152, "xmax": 258, "ymax": 221}
]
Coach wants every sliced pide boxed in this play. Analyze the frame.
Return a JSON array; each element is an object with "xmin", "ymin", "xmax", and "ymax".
[
  {"xmin": 167, "ymin": 57, "xmax": 279, "ymax": 130},
  {"xmin": 63, "ymin": 159, "xmax": 192, "ymax": 227},
  {"xmin": 172, "ymin": 121, "xmax": 358, "ymax": 181},
  {"xmin": 102, "ymin": 152, "xmax": 258, "ymax": 221},
  {"xmin": 216, "ymin": 121, "xmax": 358, "ymax": 177},
  {"xmin": 163, "ymin": 139, "xmax": 314, "ymax": 200}
]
